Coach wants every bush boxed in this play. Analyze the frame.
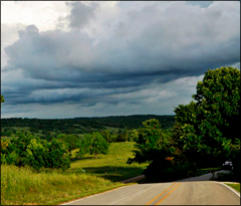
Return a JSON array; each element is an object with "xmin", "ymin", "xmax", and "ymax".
[{"xmin": 1, "ymin": 132, "xmax": 70, "ymax": 170}]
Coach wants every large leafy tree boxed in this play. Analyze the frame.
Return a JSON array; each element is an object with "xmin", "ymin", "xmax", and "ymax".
[
  {"xmin": 130, "ymin": 119, "xmax": 187, "ymax": 181},
  {"xmin": 77, "ymin": 132, "xmax": 109, "ymax": 157},
  {"xmin": 89, "ymin": 132, "xmax": 109, "ymax": 155},
  {"xmin": 131, "ymin": 119, "xmax": 174, "ymax": 163},
  {"xmin": 1, "ymin": 131, "xmax": 71, "ymax": 170},
  {"xmin": 174, "ymin": 67, "xmax": 240, "ymax": 169}
]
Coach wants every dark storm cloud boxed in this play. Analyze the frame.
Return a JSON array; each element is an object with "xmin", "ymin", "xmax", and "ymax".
[{"xmin": 2, "ymin": 1, "xmax": 240, "ymax": 109}]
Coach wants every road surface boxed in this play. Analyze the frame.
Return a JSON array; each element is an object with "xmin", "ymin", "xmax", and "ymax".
[{"xmin": 62, "ymin": 173, "xmax": 240, "ymax": 205}]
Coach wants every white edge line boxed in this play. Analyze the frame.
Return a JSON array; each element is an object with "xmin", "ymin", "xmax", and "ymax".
[
  {"xmin": 61, "ymin": 185, "xmax": 129, "ymax": 205},
  {"xmin": 216, "ymin": 181, "xmax": 240, "ymax": 198}
]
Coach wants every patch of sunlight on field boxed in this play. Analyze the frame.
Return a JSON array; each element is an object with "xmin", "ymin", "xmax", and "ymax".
[{"xmin": 69, "ymin": 142, "xmax": 148, "ymax": 182}]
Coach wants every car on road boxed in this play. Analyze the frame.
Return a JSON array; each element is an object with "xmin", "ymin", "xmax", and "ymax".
[{"xmin": 222, "ymin": 161, "xmax": 233, "ymax": 170}]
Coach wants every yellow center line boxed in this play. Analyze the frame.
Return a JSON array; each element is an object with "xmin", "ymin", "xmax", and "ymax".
[
  {"xmin": 154, "ymin": 182, "xmax": 181, "ymax": 205},
  {"xmin": 145, "ymin": 182, "xmax": 177, "ymax": 205}
]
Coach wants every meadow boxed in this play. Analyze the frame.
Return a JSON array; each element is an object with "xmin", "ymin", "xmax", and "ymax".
[{"xmin": 1, "ymin": 142, "xmax": 148, "ymax": 205}]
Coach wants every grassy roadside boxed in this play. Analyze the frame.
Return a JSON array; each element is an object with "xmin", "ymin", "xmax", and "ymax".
[
  {"xmin": 225, "ymin": 183, "xmax": 240, "ymax": 193},
  {"xmin": 1, "ymin": 142, "xmax": 148, "ymax": 205},
  {"xmin": 1, "ymin": 164, "xmax": 124, "ymax": 205}
]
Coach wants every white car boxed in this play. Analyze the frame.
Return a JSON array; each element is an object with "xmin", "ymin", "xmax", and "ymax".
[{"xmin": 222, "ymin": 161, "xmax": 233, "ymax": 170}]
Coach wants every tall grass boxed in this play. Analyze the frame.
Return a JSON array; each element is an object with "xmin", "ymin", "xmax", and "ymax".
[{"xmin": 1, "ymin": 164, "xmax": 123, "ymax": 205}]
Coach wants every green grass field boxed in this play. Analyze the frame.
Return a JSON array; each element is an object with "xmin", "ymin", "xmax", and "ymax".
[
  {"xmin": 1, "ymin": 142, "xmax": 148, "ymax": 205},
  {"xmin": 69, "ymin": 142, "xmax": 148, "ymax": 182},
  {"xmin": 226, "ymin": 183, "xmax": 240, "ymax": 193}
]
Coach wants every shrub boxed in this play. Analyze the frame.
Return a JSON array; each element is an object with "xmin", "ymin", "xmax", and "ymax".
[{"xmin": 1, "ymin": 133, "xmax": 70, "ymax": 170}]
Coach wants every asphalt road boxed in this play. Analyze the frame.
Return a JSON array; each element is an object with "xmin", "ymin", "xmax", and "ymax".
[{"xmin": 62, "ymin": 173, "xmax": 240, "ymax": 205}]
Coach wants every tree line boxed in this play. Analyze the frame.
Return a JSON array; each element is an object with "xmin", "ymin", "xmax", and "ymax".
[{"xmin": 1, "ymin": 115, "xmax": 174, "ymax": 137}]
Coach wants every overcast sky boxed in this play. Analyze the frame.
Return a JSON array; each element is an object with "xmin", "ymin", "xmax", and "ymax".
[{"xmin": 1, "ymin": 1, "xmax": 240, "ymax": 118}]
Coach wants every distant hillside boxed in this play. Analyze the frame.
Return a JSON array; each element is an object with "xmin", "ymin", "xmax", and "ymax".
[{"xmin": 1, "ymin": 115, "xmax": 175, "ymax": 135}]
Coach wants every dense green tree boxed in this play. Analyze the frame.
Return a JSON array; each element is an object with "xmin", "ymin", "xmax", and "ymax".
[
  {"xmin": 45, "ymin": 138, "xmax": 70, "ymax": 170},
  {"xmin": 89, "ymin": 132, "xmax": 109, "ymax": 155},
  {"xmin": 129, "ymin": 119, "xmax": 187, "ymax": 181},
  {"xmin": 77, "ymin": 132, "xmax": 109, "ymax": 157},
  {"xmin": 57, "ymin": 134, "xmax": 81, "ymax": 152},
  {"xmin": 25, "ymin": 138, "xmax": 48, "ymax": 170},
  {"xmin": 116, "ymin": 128, "xmax": 129, "ymax": 142},
  {"xmin": 1, "ymin": 132, "xmax": 70, "ymax": 170},
  {"xmin": 100, "ymin": 129, "xmax": 112, "ymax": 142},
  {"xmin": 77, "ymin": 134, "xmax": 91, "ymax": 157},
  {"xmin": 131, "ymin": 119, "xmax": 174, "ymax": 163},
  {"xmin": 174, "ymin": 67, "xmax": 240, "ymax": 170},
  {"xmin": 128, "ymin": 129, "xmax": 139, "ymax": 142}
]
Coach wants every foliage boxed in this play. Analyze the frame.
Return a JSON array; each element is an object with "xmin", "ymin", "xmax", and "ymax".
[
  {"xmin": 1, "ymin": 164, "xmax": 123, "ymax": 205},
  {"xmin": 1, "ymin": 115, "xmax": 175, "ymax": 138},
  {"xmin": 100, "ymin": 129, "xmax": 113, "ymax": 142},
  {"xmin": 129, "ymin": 119, "xmax": 189, "ymax": 181},
  {"xmin": 77, "ymin": 132, "xmax": 109, "ymax": 157},
  {"xmin": 89, "ymin": 132, "xmax": 109, "ymax": 155},
  {"xmin": 1, "ymin": 95, "xmax": 4, "ymax": 103},
  {"xmin": 77, "ymin": 134, "xmax": 92, "ymax": 157},
  {"xmin": 57, "ymin": 133, "xmax": 82, "ymax": 152},
  {"xmin": 115, "ymin": 128, "xmax": 129, "ymax": 142},
  {"xmin": 173, "ymin": 67, "xmax": 240, "ymax": 172},
  {"xmin": 1, "ymin": 142, "xmax": 147, "ymax": 205},
  {"xmin": 128, "ymin": 67, "xmax": 240, "ymax": 182},
  {"xmin": 45, "ymin": 138, "xmax": 71, "ymax": 170},
  {"xmin": 131, "ymin": 119, "xmax": 175, "ymax": 163},
  {"xmin": 1, "ymin": 132, "xmax": 70, "ymax": 170}
]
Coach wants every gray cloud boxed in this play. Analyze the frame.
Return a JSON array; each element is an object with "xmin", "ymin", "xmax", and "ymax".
[
  {"xmin": 1, "ymin": 1, "xmax": 240, "ymax": 117},
  {"xmin": 66, "ymin": 2, "xmax": 98, "ymax": 29},
  {"xmin": 186, "ymin": 1, "xmax": 213, "ymax": 8}
]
